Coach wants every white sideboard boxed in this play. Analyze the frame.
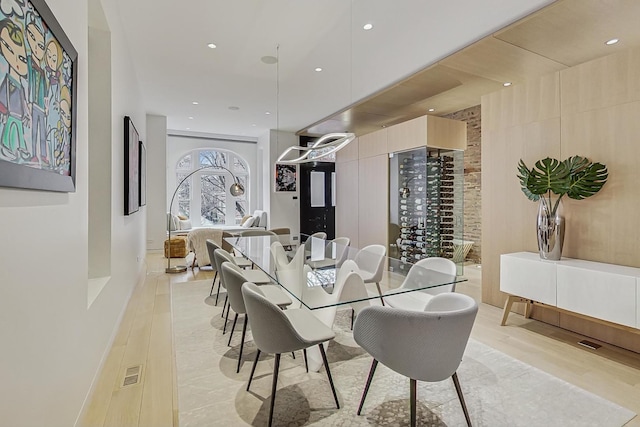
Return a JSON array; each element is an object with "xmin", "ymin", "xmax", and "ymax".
[{"xmin": 500, "ymin": 252, "xmax": 640, "ymax": 330}]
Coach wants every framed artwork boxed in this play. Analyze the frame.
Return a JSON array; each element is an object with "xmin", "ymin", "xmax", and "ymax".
[
  {"xmin": 0, "ymin": 0, "xmax": 78, "ymax": 192},
  {"xmin": 124, "ymin": 116, "xmax": 139, "ymax": 215},
  {"xmin": 138, "ymin": 140, "xmax": 146, "ymax": 207},
  {"xmin": 275, "ymin": 164, "xmax": 296, "ymax": 192}
]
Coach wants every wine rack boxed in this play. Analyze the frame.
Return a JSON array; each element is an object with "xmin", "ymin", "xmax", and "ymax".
[{"xmin": 389, "ymin": 147, "xmax": 462, "ymax": 272}]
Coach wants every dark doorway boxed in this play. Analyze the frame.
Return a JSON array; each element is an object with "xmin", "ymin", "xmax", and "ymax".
[
  {"xmin": 299, "ymin": 161, "xmax": 335, "ymax": 239},
  {"xmin": 298, "ymin": 136, "xmax": 336, "ymax": 239}
]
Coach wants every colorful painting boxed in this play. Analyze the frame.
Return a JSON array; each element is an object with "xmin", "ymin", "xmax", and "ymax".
[
  {"xmin": 275, "ymin": 164, "xmax": 296, "ymax": 192},
  {"xmin": 124, "ymin": 116, "xmax": 139, "ymax": 215},
  {"xmin": 0, "ymin": 0, "xmax": 77, "ymax": 192}
]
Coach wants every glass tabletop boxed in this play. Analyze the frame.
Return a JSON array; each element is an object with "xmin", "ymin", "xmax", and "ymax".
[{"xmin": 225, "ymin": 234, "xmax": 467, "ymax": 310}]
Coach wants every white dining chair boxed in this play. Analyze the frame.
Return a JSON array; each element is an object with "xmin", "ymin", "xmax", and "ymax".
[
  {"xmin": 353, "ymin": 293, "xmax": 478, "ymax": 427},
  {"xmin": 384, "ymin": 257, "xmax": 457, "ymax": 311},
  {"xmin": 242, "ymin": 282, "xmax": 340, "ymax": 427},
  {"xmin": 221, "ymin": 262, "xmax": 291, "ymax": 373},
  {"xmin": 354, "ymin": 244, "xmax": 387, "ymax": 303}
]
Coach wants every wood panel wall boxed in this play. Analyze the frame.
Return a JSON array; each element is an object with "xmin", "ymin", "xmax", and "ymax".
[{"xmin": 482, "ymin": 47, "xmax": 640, "ymax": 352}]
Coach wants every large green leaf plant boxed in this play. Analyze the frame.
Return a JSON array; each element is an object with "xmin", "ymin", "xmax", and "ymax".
[{"xmin": 517, "ymin": 156, "xmax": 609, "ymax": 216}]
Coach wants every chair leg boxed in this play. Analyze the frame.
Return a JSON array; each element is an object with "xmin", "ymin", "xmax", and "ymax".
[
  {"xmin": 247, "ymin": 349, "xmax": 261, "ymax": 391},
  {"xmin": 236, "ymin": 315, "xmax": 248, "ymax": 373},
  {"xmin": 291, "ymin": 352, "xmax": 296, "ymax": 359},
  {"xmin": 350, "ymin": 309, "xmax": 355, "ymax": 330},
  {"xmin": 221, "ymin": 295, "xmax": 228, "ymax": 318},
  {"xmin": 375, "ymin": 282, "xmax": 385, "ymax": 306},
  {"xmin": 209, "ymin": 271, "xmax": 218, "ymax": 296},
  {"xmin": 357, "ymin": 359, "xmax": 378, "ymax": 415},
  {"xmin": 318, "ymin": 343, "xmax": 340, "ymax": 409},
  {"xmin": 410, "ymin": 378, "xmax": 417, "ymax": 427},
  {"xmin": 228, "ymin": 313, "xmax": 238, "ymax": 346},
  {"xmin": 223, "ymin": 302, "xmax": 231, "ymax": 334},
  {"xmin": 268, "ymin": 353, "xmax": 281, "ymax": 427},
  {"xmin": 452, "ymin": 372, "xmax": 472, "ymax": 427},
  {"xmin": 303, "ymin": 349, "xmax": 308, "ymax": 373}
]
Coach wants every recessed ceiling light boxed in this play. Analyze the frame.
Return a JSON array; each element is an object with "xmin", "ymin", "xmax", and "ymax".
[
  {"xmin": 363, "ymin": 23, "xmax": 373, "ymax": 30},
  {"xmin": 261, "ymin": 56, "xmax": 278, "ymax": 64},
  {"xmin": 188, "ymin": 116, "xmax": 194, "ymax": 120},
  {"xmin": 228, "ymin": 106, "xmax": 240, "ymax": 111},
  {"xmin": 503, "ymin": 82, "xmax": 512, "ymax": 87},
  {"xmin": 605, "ymin": 38, "xmax": 619, "ymax": 45},
  {"xmin": 265, "ymin": 111, "xmax": 271, "ymax": 115},
  {"xmin": 207, "ymin": 43, "xmax": 217, "ymax": 49},
  {"xmin": 428, "ymin": 108, "xmax": 435, "ymax": 112},
  {"xmin": 315, "ymin": 67, "xmax": 322, "ymax": 72},
  {"xmin": 186, "ymin": 127, "xmax": 190, "ymax": 130},
  {"xmin": 381, "ymin": 125, "xmax": 387, "ymax": 128},
  {"xmin": 192, "ymin": 101, "xmax": 199, "ymax": 105},
  {"xmin": 252, "ymin": 124, "xmax": 256, "ymax": 127}
]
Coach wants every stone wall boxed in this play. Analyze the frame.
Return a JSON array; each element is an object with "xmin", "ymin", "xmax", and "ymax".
[{"xmin": 444, "ymin": 105, "xmax": 481, "ymax": 263}]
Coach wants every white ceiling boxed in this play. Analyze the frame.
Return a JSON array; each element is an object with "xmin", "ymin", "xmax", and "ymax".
[{"xmin": 114, "ymin": 0, "xmax": 555, "ymax": 138}]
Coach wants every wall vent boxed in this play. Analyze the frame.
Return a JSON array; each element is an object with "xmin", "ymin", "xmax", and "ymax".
[{"xmin": 578, "ymin": 340, "xmax": 601, "ymax": 350}]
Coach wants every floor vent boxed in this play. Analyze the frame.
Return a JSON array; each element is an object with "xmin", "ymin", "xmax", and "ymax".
[
  {"xmin": 122, "ymin": 365, "xmax": 142, "ymax": 387},
  {"xmin": 578, "ymin": 340, "xmax": 602, "ymax": 350}
]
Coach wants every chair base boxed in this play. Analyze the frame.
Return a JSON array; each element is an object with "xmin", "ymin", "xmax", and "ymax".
[{"xmin": 357, "ymin": 361, "xmax": 472, "ymax": 427}]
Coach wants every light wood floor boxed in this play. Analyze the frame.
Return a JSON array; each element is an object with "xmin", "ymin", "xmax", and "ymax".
[{"xmin": 79, "ymin": 254, "xmax": 640, "ymax": 426}]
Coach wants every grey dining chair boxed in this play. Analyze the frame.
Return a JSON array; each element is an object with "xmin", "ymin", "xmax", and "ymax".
[
  {"xmin": 205, "ymin": 239, "xmax": 221, "ymax": 298},
  {"xmin": 242, "ymin": 282, "xmax": 340, "ymax": 427},
  {"xmin": 221, "ymin": 263, "xmax": 291, "ymax": 373},
  {"xmin": 214, "ymin": 248, "xmax": 274, "ymax": 330},
  {"xmin": 307, "ymin": 236, "xmax": 351, "ymax": 269},
  {"xmin": 384, "ymin": 257, "xmax": 457, "ymax": 311},
  {"xmin": 353, "ymin": 293, "xmax": 478, "ymax": 427}
]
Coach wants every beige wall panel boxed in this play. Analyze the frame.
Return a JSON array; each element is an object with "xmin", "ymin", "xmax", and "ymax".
[
  {"xmin": 336, "ymin": 137, "xmax": 359, "ymax": 164},
  {"xmin": 387, "ymin": 116, "xmax": 427, "ymax": 153},
  {"xmin": 482, "ymin": 72, "xmax": 560, "ymax": 132},
  {"xmin": 561, "ymin": 47, "xmax": 640, "ymax": 116},
  {"xmin": 336, "ymin": 160, "xmax": 360, "ymax": 248},
  {"xmin": 560, "ymin": 102, "xmax": 640, "ymax": 268},
  {"xmin": 358, "ymin": 128, "xmax": 388, "ymax": 159},
  {"xmin": 426, "ymin": 115, "xmax": 467, "ymax": 150},
  {"xmin": 481, "ymin": 118, "xmax": 561, "ymax": 306},
  {"xmin": 358, "ymin": 155, "xmax": 389, "ymax": 249}
]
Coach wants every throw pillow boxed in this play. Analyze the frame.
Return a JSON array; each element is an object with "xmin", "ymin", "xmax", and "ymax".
[
  {"xmin": 178, "ymin": 219, "xmax": 192, "ymax": 230},
  {"xmin": 241, "ymin": 216, "xmax": 255, "ymax": 228},
  {"xmin": 177, "ymin": 214, "xmax": 188, "ymax": 221}
]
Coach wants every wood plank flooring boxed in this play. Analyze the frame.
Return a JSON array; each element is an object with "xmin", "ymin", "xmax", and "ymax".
[{"xmin": 79, "ymin": 255, "xmax": 640, "ymax": 426}]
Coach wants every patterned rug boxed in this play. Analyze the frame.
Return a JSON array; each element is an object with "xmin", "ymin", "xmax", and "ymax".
[{"xmin": 171, "ymin": 280, "xmax": 636, "ymax": 426}]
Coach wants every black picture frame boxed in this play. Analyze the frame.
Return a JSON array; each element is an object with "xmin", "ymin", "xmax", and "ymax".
[
  {"xmin": 0, "ymin": 0, "xmax": 78, "ymax": 192},
  {"xmin": 124, "ymin": 116, "xmax": 139, "ymax": 215},
  {"xmin": 139, "ymin": 140, "xmax": 146, "ymax": 207}
]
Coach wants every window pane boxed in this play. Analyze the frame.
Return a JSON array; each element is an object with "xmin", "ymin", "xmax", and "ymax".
[
  {"xmin": 201, "ymin": 174, "xmax": 226, "ymax": 225},
  {"xmin": 235, "ymin": 200, "xmax": 247, "ymax": 224},
  {"xmin": 233, "ymin": 156, "xmax": 247, "ymax": 173},
  {"xmin": 200, "ymin": 150, "xmax": 227, "ymax": 168},
  {"xmin": 177, "ymin": 154, "xmax": 192, "ymax": 169},
  {"xmin": 176, "ymin": 173, "xmax": 190, "ymax": 201},
  {"xmin": 178, "ymin": 200, "xmax": 190, "ymax": 218}
]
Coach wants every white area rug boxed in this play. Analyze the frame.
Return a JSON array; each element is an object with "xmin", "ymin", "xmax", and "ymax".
[{"xmin": 172, "ymin": 280, "xmax": 636, "ymax": 426}]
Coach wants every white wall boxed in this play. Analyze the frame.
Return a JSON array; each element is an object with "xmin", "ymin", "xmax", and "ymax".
[
  {"xmin": 0, "ymin": 0, "xmax": 146, "ymax": 425},
  {"xmin": 258, "ymin": 130, "xmax": 300, "ymax": 237},
  {"xmin": 146, "ymin": 115, "xmax": 167, "ymax": 250}
]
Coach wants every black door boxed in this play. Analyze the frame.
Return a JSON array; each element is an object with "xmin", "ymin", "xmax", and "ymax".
[{"xmin": 299, "ymin": 161, "xmax": 335, "ymax": 239}]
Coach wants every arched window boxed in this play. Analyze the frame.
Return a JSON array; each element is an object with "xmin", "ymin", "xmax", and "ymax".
[{"xmin": 175, "ymin": 149, "xmax": 249, "ymax": 226}]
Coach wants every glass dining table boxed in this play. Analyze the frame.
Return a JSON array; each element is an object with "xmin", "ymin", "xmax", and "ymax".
[
  {"xmin": 225, "ymin": 233, "xmax": 467, "ymax": 310},
  {"xmin": 225, "ymin": 233, "xmax": 467, "ymax": 371}
]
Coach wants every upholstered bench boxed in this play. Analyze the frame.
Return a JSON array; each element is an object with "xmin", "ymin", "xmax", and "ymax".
[{"xmin": 164, "ymin": 236, "xmax": 188, "ymax": 258}]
